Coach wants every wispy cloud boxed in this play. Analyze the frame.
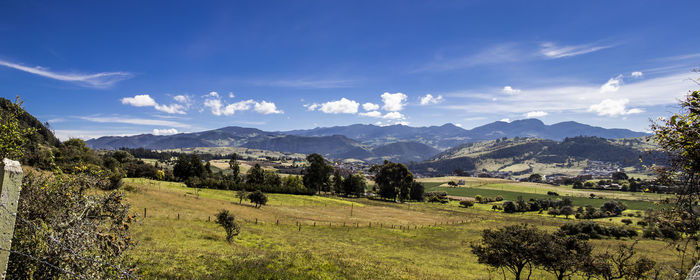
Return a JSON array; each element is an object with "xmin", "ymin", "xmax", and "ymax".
[
  {"xmin": 441, "ymin": 71, "xmax": 696, "ymax": 116},
  {"xmin": 80, "ymin": 116, "xmax": 190, "ymax": 128},
  {"xmin": 415, "ymin": 43, "xmax": 524, "ymax": 72},
  {"xmin": 0, "ymin": 59, "xmax": 132, "ymax": 88},
  {"xmin": 540, "ymin": 42, "xmax": 614, "ymax": 59}
]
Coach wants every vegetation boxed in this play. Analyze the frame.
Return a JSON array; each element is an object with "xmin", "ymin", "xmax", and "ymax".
[
  {"xmin": 651, "ymin": 89, "xmax": 700, "ymax": 274},
  {"xmin": 215, "ymin": 210, "xmax": 241, "ymax": 242},
  {"xmin": 371, "ymin": 161, "xmax": 423, "ymax": 201},
  {"xmin": 302, "ymin": 153, "xmax": 333, "ymax": 194}
]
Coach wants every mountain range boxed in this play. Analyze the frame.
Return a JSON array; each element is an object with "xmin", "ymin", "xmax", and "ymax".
[{"xmin": 85, "ymin": 119, "xmax": 648, "ymax": 163}]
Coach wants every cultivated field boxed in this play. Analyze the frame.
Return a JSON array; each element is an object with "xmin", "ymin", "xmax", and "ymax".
[{"xmin": 122, "ymin": 178, "xmax": 676, "ymax": 279}]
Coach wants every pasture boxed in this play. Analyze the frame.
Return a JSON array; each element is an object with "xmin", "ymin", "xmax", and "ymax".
[{"xmin": 122, "ymin": 178, "xmax": 676, "ymax": 279}]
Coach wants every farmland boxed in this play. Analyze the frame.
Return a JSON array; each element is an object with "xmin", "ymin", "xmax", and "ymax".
[{"xmin": 122, "ymin": 178, "xmax": 676, "ymax": 279}]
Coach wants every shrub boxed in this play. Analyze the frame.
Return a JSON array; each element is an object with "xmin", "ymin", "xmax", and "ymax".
[
  {"xmin": 8, "ymin": 172, "xmax": 134, "ymax": 278},
  {"xmin": 559, "ymin": 222, "xmax": 637, "ymax": 239},
  {"xmin": 459, "ymin": 200, "xmax": 475, "ymax": 208},
  {"xmin": 621, "ymin": 219, "xmax": 633, "ymax": 226},
  {"xmin": 215, "ymin": 210, "xmax": 241, "ymax": 242},
  {"xmin": 248, "ymin": 190, "xmax": 268, "ymax": 208},
  {"xmin": 495, "ymin": 195, "xmax": 504, "ymax": 201},
  {"xmin": 547, "ymin": 191, "xmax": 560, "ymax": 196}
]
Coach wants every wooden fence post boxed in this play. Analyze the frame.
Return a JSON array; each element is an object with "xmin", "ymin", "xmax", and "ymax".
[
  {"xmin": 144, "ymin": 208, "xmax": 147, "ymax": 218},
  {"xmin": 0, "ymin": 159, "xmax": 23, "ymax": 280}
]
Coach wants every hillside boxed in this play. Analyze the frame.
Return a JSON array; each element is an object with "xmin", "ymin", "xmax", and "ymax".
[
  {"xmin": 409, "ymin": 136, "xmax": 663, "ymax": 177},
  {"xmin": 0, "ymin": 97, "xmax": 60, "ymax": 148},
  {"xmin": 286, "ymin": 119, "xmax": 648, "ymax": 149}
]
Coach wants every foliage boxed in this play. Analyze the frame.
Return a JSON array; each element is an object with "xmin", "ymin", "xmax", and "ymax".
[
  {"xmin": 583, "ymin": 241, "xmax": 657, "ymax": 280},
  {"xmin": 8, "ymin": 171, "xmax": 134, "ymax": 279},
  {"xmin": 651, "ymin": 89, "xmax": 700, "ymax": 273},
  {"xmin": 459, "ymin": 200, "xmax": 474, "ymax": 208},
  {"xmin": 534, "ymin": 233, "xmax": 592, "ymax": 280},
  {"xmin": 229, "ymin": 153, "xmax": 242, "ymax": 184},
  {"xmin": 246, "ymin": 163, "xmax": 266, "ymax": 186},
  {"xmin": 248, "ymin": 190, "xmax": 268, "ymax": 208},
  {"xmin": 302, "ymin": 153, "xmax": 333, "ymax": 193},
  {"xmin": 341, "ymin": 173, "xmax": 366, "ymax": 197},
  {"xmin": 215, "ymin": 210, "xmax": 241, "ymax": 243},
  {"xmin": 371, "ymin": 161, "xmax": 419, "ymax": 201},
  {"xmin": 0, "ymin": 97, "xmax": 37, "ymax": 160},
  {"xmin": 559, "ymin": 222, "xmax": 637, "ymax": 239},
  {"xmin": 173, "ymin": 154, "xmax": 205, "ymax": 181},
  {"xmin": 470, "ymin": 224, "xmax": 543, "ymax": 280}
]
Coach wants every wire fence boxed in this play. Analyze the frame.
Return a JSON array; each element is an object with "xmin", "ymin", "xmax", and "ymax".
[{"xmin": 0, "ymin": 204, "xmax": 138, "ymax": 279}]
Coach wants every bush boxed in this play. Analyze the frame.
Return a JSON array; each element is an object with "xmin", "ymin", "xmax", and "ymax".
[
  {"xmin": 425, "ymin": 191, "xmax": 448, "ymax": 203},
  {"xmin": 8, "ymin": 171, "xmax": 134, "ymax": 279},
  {"xmin": 215, "ymin": 210, "xmax": 241, "ymax": 242},
  {"xmin": 459, "ymin": 200, "xmax": 475, "ymax": 208},
  {"xmin": 547, "ymin": 191, "xmax": 559, "ymax": 196},
  {"xmin": 559, "ymin": 222, "xmax": 637, "ymax": 239},
  {"xmin": 621, "ymin": 219, "xmax": 633, "ymax": 225},
  {"xmin": 248, "ymin": 190, "xmax": 268, "ymax": 208}
]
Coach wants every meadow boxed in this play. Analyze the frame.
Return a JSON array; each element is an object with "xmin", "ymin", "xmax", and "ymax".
[{"xmin": 122, "ymin": 178, "xmax": 677, "ymax": 279}]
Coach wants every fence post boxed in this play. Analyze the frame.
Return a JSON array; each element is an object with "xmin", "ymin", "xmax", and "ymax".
[
  {"xmin": 0, "ymin": 159, "xmax": 23, "ymax": 280},
  {"xmin": 144, "ymin": 208, "xmax": 147, "ymax": 218}
]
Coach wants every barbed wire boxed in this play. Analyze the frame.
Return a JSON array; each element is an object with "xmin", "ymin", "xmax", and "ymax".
[
  {"xmin": 0, "ymin": 204, "xmax": 138, "ymax": 279},
  {"xmin": 0, "ymin": 247, "xmax": 86, "ymax": 280}
]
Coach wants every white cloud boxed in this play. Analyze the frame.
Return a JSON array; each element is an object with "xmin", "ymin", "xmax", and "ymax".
[
  {"xmin": 304, "ymin": 103, "xmax": 320, "ymax": 111},
  {"xmin": 309, "ymin": 98, "xmax": 359, "ymax": 114},
  {"xmin": 80, "ymin": 116, "xmax": 190, "ymax": 128},
  {"xmin": 382, "ymin": 112, "xmax": 405, "ymax": 120},
  {"xmin": 600, "ymin": 75, "xmax": 623, "ymax": 93},
  {"xmin": 254, "ymin": 101, "xmax": 283, "ymax": 114},
  {"xmin": 381, "ymin": 92, "xmax": 407, "ymax": 111},
  {"xmin": 204, "ymin": 98, "xmax": 224, "ymax": 116},
  {"xmin": 0, "ymin": 59, "xmax": 131, "ymax": 88},
  {"xmin": 121, "ymin": 94, "xmax": 186, "ymax": 114},
  {"xmin": 416, "ymin": 43, "xmax": 524, "ymax": 72},
  {"xmin": 540, "ymin": 42, "xmax": 613, "ymax": 59},
  {"xmin": 631, "ymin": 71, "xmax": 643, "ymax": 78},
  {"xmin": 173, "ymin": 95, "xmax": 191, "ymax": 104},
  {"xmin": 229, "ymin": 92, "xmax": 235, "ymax": 98},
  {"xmin": 154, "ymin": 104, "xmax": 186, "ymax": 114},
  {"xmin": 204, "ymin": 94, "xmax": 281, "ymax": 116},
  {"xmin": 588, "ymin": 99, "xmax": 644, "ymax": 117},
  {"xmin": 359, "ymin": 111, "xmax": 382, "ymax": 118},
  {"xmin": 121, "ymin": 95, "xmax": 157, "ymax": 107},
  {"xmin": 524, "ymin": 111, "xmax": 548, "ymax": 118},
  {"xmin": 153, "ymin": 128, "xmax": 179, "ymax": 135},
  {"xmin": 502, "ymin": 86, "xmax": 521, "ymax": 94},
  {"xmin": 419, "ymin": 94, "xmax": 444, "ymax": 105},
  {"xmin": 500, "ymin": 118, "xmax": 511, "ymax": 123},
  {"xmin": 362, "ymin": 102, "xmax": 379, "ymax": 111}
]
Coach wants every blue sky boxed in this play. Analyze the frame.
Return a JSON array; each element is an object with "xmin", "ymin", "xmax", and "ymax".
[{"xmin": 1, "ymin": 1, "xmax": 699, "ymax": 140}]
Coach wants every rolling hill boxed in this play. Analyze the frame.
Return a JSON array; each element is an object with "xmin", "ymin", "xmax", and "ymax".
[{"xmin": 408, "ymin": 136, "xmax": 664, "ymax": 177}]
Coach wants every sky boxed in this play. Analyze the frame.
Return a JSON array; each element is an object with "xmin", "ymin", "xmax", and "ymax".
[{"xmin": 1, "ymin": 1, "xmax": 699, "ymax": 140}]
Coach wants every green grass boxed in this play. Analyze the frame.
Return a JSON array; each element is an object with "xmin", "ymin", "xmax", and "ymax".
[{"xmin": 122, "ymin": 178, "xmax": 678, "ymax": 279}]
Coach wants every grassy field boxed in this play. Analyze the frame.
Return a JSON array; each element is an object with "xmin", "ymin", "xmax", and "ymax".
[
  {"xmin": 418, "ymin": 176, "xmax": 667, "ymax": 210},
  {"xmin": 121, "ymin": 178, "xmax": 677, "ymax": 279}
]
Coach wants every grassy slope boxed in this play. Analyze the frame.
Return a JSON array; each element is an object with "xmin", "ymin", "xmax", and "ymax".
[{"xmin": 123, "ymin": 178, "xmax": 676, "ymax": 279}]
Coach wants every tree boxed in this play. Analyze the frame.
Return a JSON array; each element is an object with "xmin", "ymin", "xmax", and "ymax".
[
  {"xmin": 560, "ymin": 206, "xmax": 574, "ymax": 219},
  {"xmin": 215, "ymin": 210, "xmax": 241, "ymax": 243},
  {"xmin": 528, "ymin": 173, "xmax": 543, "ymax": 183},
  {"xmin": 246, "ymin": 163, "xmax": 265, "ymax": 185},
  {"xmin": 600, "ymin": 200, "xmax": 627, "ymax": 216},
  {"xmin": 651, "ymin": 89, "xmax": 700, "ymax": 273},
  {"xmin": 471, "ymin": 224, "xmax": 543, "ymax": 280},
  {"xmin": 371, "ymin": 161, "xmax": 415, "ymax": 201},
  {"xmin": 583, "ymin": 241, "xmax": 656, "ymax": 280},
  {"xmin": 173, "ymin": 154, "xmax": 205, "ymax": 181},
  {"xmin": 342, "ymin": 173, "xmax": 366, "ymax": 197},
  {"xmin": 302, "ymin": 153, "xmax": 333, "ymax": 194},
  {"xmin": 0, "ymin": 96, "xmax": 37, "ymax": 160},
  {"xmin": 409, "ymin": 181, "xmax": 424, "ymax": 201},
  {"xmin": 534, "ymin": 233, "xmax": 593, "ymax": 280},
  {"xmin": 229, "ymin": 153, "xmax": 242, "ymax": 184},
  {"xmin": 332, "ymin": 169, "xmax": 344, "ymax": 194},
  {"xmin": 248, "ymin": 190, "xmax": 268, "ymax": 208},
  {"xmin": 236, "ymin": 190, "xmax": 248, "ymax": 204},
  {"xmin": 263, "ymin": 170, "xmax": 282, "ymax": 187},
  {"xmin": 611, "ymin": 171, "xmax": 628, "ymax": 181}
]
